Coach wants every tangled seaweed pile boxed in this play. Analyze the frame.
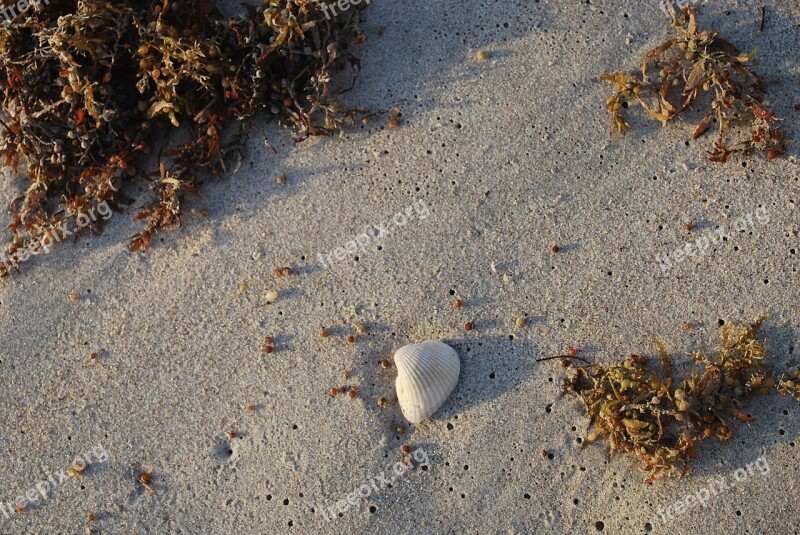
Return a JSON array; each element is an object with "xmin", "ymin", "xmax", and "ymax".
[
  {"xmin": 0, "ymin": 0, "xmax": 365, "ymax": 275},
  {"xmin": 544, "ymin": 316, "xmax": 798, "ymax": 482},
  {"xmin": 602, "ymin": 5, "xmax": 787, "ymax": 162}
]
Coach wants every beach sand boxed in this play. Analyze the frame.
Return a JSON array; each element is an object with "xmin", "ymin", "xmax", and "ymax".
[{"xmin": 0, "ymin": 0, "xmax": 799, "ymax": 533}]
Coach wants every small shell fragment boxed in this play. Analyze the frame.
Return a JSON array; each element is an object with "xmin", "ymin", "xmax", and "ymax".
[{"xmin": 394, "ymin": 340, "xmax": 460, "ymax": 424}]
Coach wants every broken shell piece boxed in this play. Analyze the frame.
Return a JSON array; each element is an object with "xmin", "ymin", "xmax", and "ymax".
[
  {"xmin": 265, "ymin": 289, "xmax": 278, "ymax": 304},
  {"xmin": 394, "ymin": 340, "xmax": 460, "ymax": 424}
]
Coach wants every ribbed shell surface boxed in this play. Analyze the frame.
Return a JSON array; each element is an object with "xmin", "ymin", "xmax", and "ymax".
[{"xmin": 394, "ymin": 341, "xmax": 460, "ymax": 424}]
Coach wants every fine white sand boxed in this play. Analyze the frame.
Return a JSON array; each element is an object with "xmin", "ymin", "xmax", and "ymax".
[{"xmin": 1, "ymin": 1, "xmax": 799, "ymax": 533}]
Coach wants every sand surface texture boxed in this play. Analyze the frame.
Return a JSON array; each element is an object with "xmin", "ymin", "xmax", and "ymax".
[{"xmin": 1, "ymin": 0, "xmax": 799, "ymax": 533}]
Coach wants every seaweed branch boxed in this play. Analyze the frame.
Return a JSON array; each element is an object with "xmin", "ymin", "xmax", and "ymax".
[
  {"xmin": 0, "ymin": 0, "xmax": 368, "ymax": 275},
  {"xmin": 602, "ymin": 6, "xmax": 788, "ymax": 163},
  {"xmin": 544, "ymin": 316, "xmax": 800, "ymax": 482}
]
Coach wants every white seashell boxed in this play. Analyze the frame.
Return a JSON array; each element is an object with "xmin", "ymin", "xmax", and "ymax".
[{"xmin": 394, "ymin": 340, "xmax": 460, "ymax": 424}]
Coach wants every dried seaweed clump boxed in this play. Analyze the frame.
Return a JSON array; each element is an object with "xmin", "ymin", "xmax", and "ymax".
[
  {"xmin": 0, "ymin": 0, "xmax": 366, "ymax": 276},
  {"xmin": 602, "ymin": 6, "xmax": 788, "ymax": 162},
  {"xmin": 545, "ymin": 316, "xmax": 799, "ymax": 482}
]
